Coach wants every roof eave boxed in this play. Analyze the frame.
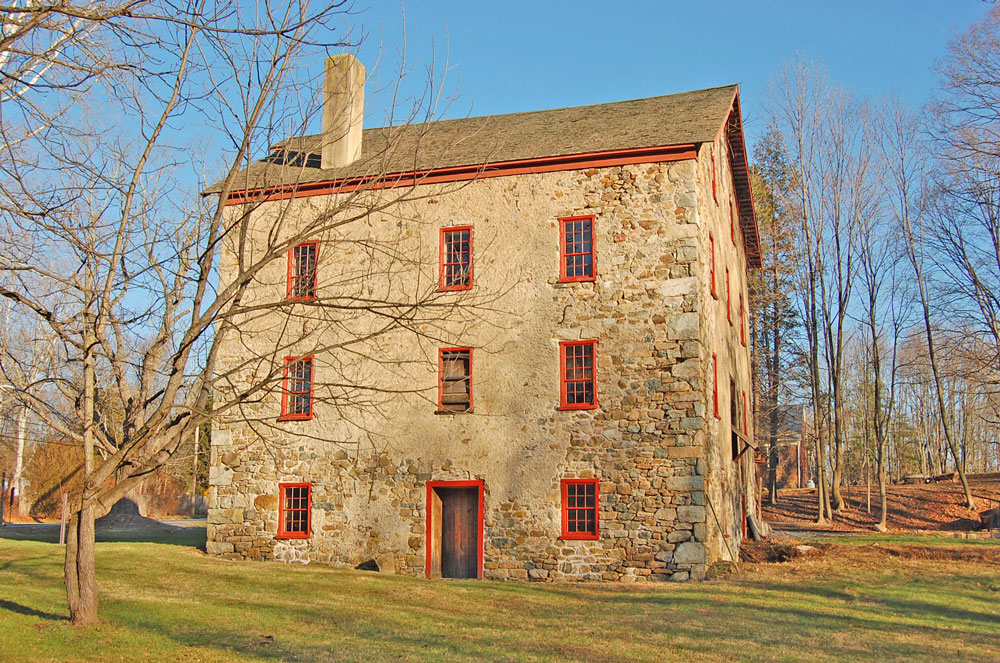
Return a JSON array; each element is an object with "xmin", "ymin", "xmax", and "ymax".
[
  {"xmin": 722, "ymin": 88, "xmax": 761, "ymax": 269},
  {"xmin": 220, "ymin": 143, "xmax": 699, "ymax": 206}
]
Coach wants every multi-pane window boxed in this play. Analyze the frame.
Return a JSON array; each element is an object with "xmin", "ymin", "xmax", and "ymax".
[
  {"xmin": 709, "ymin": 233, "xmax": 717, "ymax": 299},
  {"xmin": 711, "ymin": 150, "xmax": 717, "ymax": 203},
  {"xmin": 438, "ymin": 348, "xmax": 472, "ymax": 413},
  {"xmin": 560, "ymin": 340, "xmax": 597, "ymax": 409},
  {"xmin": 713, "ymin": 353, "xmax": 720, "ymax": 419},
  {"xmin": 280, "ymin": 356, "xmax": 313, "ymax": 420},
  {"xmin": 440, "ymin": 226, "xmax": 473, "ymax": 291},
  {"xmin": 743, "ymin": 390, "xmax": 749, "ymax": 434},
  {"xmin": 730, "ymin": 200, "xmax": 736, "ymax": 244},
  {"xmin": 277, "ymin": 483, "xmax": 311, "ymax": 539},
  {"xmin": 726, "ymin": 267, "xmax": 732, "ymax": 324},
  {"xmin": 561, "ymin": 478, "xmax": 599, "ymax": 540},
  {"xmin": 287, "ymin": 242, "xmax": 318, "ymax": 300},
  {"xmin": 730, "ymin": 377, "xmax": 739, "ymax": 460},
  {"xmin": 559, "ymin": 215, "xmax": 595, "ymax": 282},
  {"xmin": 740, "ymin": 293, "xmax": 746, "ymax": 346}
]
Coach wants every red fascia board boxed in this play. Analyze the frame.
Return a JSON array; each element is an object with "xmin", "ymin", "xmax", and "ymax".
[
  {"xmin": 223, "ymin": 144, "xmax": 698, "ymax": 206},
  {"xmin": 718, "ymin": 88, "xmax": 761, "ymax": 269}
]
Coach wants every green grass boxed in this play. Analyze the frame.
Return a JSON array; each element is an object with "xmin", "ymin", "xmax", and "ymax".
[{"xmin": 1, "ymin": 538, "xmax": 998, "ymax": 663}]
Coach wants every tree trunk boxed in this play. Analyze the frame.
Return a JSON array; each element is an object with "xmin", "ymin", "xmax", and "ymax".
[
  {"xmin": 64, "ymin": 505, "xmax": 98, "ymax": 625},
  {"xmin": 876, "ymin": 438, "xmax": 888, "ymax": 532},
  {"xmin": 66, "ymin": 320, "xmax": 100, "ymax": 625},
  {"xmin": 831, "ymin": 443, "xmax": 845, "ymax": 513}
]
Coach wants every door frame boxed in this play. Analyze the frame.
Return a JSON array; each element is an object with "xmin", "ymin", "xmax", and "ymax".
[{"xmin": 425, "ymin": 479, "xmax": 485, "ymax": 579}]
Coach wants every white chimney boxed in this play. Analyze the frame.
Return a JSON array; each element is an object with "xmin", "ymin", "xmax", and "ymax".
[{"xmin": 321, "ymin": 54, "xmax": 365, "ymax": 170}]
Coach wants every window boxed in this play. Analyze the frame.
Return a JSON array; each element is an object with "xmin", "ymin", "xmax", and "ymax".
[
  {"xmin": 277, "ymin": 482, "xmax": 311, "ymax": 539},
  {"xmin": 709, "ymin": 233, "xmax": 718, "ymax": 299},
  {"xmin": 740, "ymin": 293, "xmax": 746, "ymax": 346},
  {"xmin": 287, "ymin": 242, "xmax": 318, "ymax": 300},
  {"xmin": 726, "ymin": 267, "xmax": 732, "ymax": 325},
  {"xmin": 711, "ymin": 150, "xmax": 717, "ymax": 203},
  {"xmin": 730, "ymin": 200, "xmax": 736, "ymax": 245},
  {"xmin": 730, "ymin": 377, "xmax": 739, "ymax": 459},
  {"xmin": 280, "ymin": 356, "xmax": 314, "ymax": 420},
  {"xmin": 559, "ymin": 340, "xmax": 597, "ymax": 409},
  {"xmin": 713, "ymin": 353, "xmax": 720, "ymax": 419},
  {"xmin": 742, "ymin": 390, "xmax": 749, "ymax": 434},
  {"xmin": 438, "ymin": 348, "xmax": 472, "ymax": 413},
  {"xmin": 559, "ymin": 215, "xmax": 596, "ymax": 282},
  {"xmin": 440, "ymin": 226, "xmax": 473, "ymax": 291},
  {"xmin": 561, "ymin": 478, "xmax": 599, "ymax": 540}
]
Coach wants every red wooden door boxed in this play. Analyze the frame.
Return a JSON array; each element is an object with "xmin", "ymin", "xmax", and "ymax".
[{"xmin": 440, "ymin": 487, "xmax": 478, "ymax": 579}]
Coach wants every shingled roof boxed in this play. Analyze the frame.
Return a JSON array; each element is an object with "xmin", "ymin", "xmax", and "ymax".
[{"xmin": 214, "ymin": 84, "xmax": 760, "ymax": 266}]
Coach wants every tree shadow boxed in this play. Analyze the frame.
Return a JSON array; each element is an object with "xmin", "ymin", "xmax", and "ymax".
[
  {"xmin": 0, "ymin": 522, "xmax": 206, "ymax": 549},
  {"xmin": 0, "ymin": 598, "xmax": 65, "ymax": 621}
]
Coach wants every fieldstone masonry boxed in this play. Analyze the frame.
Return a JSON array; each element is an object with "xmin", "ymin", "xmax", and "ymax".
[{"xmin": 209, "ymin": 138, "xmax": 758, "ymax": 581}]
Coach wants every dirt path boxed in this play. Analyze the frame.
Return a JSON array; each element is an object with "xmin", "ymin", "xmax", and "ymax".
[{"xmin": 762, "ymin": 477, "xmax": 1000, "ymax": 532}]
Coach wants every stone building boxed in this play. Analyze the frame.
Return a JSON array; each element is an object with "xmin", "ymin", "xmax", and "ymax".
[{"xmin": 206, "ymin": 55, "xmax": 761, "ymax": 582}]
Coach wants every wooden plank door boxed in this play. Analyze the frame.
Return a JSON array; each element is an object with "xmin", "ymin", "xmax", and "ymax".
[{"xmin": 440, "ymin": 487, "xmax": 478, "ymax": 579}]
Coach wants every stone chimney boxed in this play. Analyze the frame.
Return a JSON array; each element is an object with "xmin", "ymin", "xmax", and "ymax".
[{"xmin": 321, "ymin": 54, "xmax": 365, "ymax": 170}]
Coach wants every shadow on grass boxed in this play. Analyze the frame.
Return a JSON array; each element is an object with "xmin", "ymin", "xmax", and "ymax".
[
  {"xmin": 0, "ymin": 598, "xmax": 65, "ymax": 622},
  {"xmin": 106, "ymin": 575, "xmax": 1000, "ymax": 663},
  {"xmin": 0, "ymin": 523, "xmax": 207, "ymax": 549}
]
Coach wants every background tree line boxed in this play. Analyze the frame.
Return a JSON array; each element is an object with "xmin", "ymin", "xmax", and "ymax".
[{"xmin": 750, "ymin": 7, "xmax": 1000, "ymax": 528}]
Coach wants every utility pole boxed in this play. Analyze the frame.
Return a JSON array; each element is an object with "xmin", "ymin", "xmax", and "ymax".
[{"xmin": 13, "ymin": 405, "xmax": 26, "ymax": 516}]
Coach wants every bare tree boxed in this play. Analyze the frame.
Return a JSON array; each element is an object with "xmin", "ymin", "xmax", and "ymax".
[
  {"xmin": 766, "ymin": 60, "xmax": 832, "ymax": 523},
  {"xmin": 881, "ymin": 98, "xmax": 977, "ymax": 510},
  {"xmin": 0, "ymin": 0, "xmax": 501, "ymax": 625},
  {"xmin": 766, "ymin": 60, "xmax": 875, "ymax": 521}
]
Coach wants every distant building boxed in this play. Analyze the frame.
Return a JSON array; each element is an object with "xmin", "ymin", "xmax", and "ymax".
[
  {"xmin": 206, "ymin": 55, "xmax": 761, "ymax": 581},
  {"xmin": 759, "ymin": 404, "xmax": 807, "ymax": 489}
]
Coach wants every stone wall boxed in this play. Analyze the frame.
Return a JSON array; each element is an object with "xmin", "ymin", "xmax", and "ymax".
[
  {"xmin": 209, "ymin": 154, "xmax": 755, "ymax": 581},
  {"xmin": 697, "ymin": 138, "xmax": 759, "ymax": 564}
]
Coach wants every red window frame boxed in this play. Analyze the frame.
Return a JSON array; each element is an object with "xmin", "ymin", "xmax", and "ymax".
[
  {"xmin": 711, "ymin": 150, "xmax": 717, "ymax": 203},
  {"xmin": 709, "ymin": 232, "xmax": 718, "ymax": 299},
  {"xmin": 558, "ymin": 215, "xmax": 596, "ymax": 283},
  {"xmin": 287, "ymin": 242, "xmax": 318, "ymax": 301},
  {"xmin": 561, "ymin": 478, "xmax": 599, "ymax": 540},
  {"xmin": 437, "ymin": 347, "xmax": 472, "ymax": 413},
  {"xmin": 713, "ymin": 353, "xmax": 720, "ymax": 419},
  {"xmin": 439, "ymin": 226, "xmax": 473, "ymax": 291},
  {"xmin": 740, "ymin": 293, "xmax": 746, "ymax": 346},
  {"xmin": 726, "ymin": 268, "xmax": 732, "ymax": 325},
  {"xmin": 742, "ymin": 390, "xmax": 749, "ymax": 434},
  {"xmin": 279, "ymin": 356, "xmax": 314, "ymax": 421},
  {"xmin": 277, "ymin": 482, "xmax": 311, "ymax": 539},
  {"xmin": 730, "ymin": 199, "xmax": 736, "ymax": 245},
  {"xmin": 559, "ymin": 340, "xmax": 597, "ymax": 410}
]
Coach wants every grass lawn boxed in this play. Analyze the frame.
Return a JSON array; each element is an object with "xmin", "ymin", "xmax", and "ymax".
[{"xmin": 1, "ymin": 536, "xmax": 998, "ymax": 662}]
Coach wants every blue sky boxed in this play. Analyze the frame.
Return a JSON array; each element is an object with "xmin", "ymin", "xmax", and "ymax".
[{"xmin": 347, "ymin": 1, "xmax": 989, "ymax": 147}]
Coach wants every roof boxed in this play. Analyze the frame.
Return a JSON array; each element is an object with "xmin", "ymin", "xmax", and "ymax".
[{"xmin": 212, "ymin": 84, "xmax": 760, "ymax": 266}]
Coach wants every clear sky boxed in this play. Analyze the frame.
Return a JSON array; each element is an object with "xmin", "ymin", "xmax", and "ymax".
[{"xmin": 346, "ymin": 1, "xmax": 989, "ymax": 147}]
